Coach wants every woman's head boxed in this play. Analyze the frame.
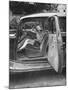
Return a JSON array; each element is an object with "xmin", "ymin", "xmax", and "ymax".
[{"xmin": 36, "ymin": 24, "xmax": 42, "ymax": 33}]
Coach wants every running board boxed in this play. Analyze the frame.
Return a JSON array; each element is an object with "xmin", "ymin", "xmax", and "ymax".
[
  {"xmin": 10, "ymin": 60, "xmax": 51, "ymax": 73},
  {"xmin": 17, "ymin": 55, "xmax": 48, "ymax": 61}
]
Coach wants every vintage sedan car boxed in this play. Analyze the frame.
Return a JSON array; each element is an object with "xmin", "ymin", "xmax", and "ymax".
[{"xmin": 9, "ymin": 12, "xmax": 66, "ymax": 73}]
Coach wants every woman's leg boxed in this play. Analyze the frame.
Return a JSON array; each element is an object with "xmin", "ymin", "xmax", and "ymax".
[{"xmin": 19, "ymin": 39, "xmax": 35, "ymax": 50}]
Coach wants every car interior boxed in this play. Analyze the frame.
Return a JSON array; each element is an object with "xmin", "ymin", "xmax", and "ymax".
[{"xmin": 16, "ymin": 17, "xmax": 49, "ymax": 59}]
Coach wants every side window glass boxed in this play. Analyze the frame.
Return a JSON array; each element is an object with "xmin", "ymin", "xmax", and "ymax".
[
  {"xmin": 44, "ymin": 18, "xmax": 49, "ymax": 32},
  {"xmin": 48, "ymin": 17, "xmax": 56, "ymax": 33}
]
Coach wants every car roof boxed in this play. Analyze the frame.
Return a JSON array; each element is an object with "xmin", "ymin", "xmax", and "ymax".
[{"xmin": 20, "ymin": 12, "xmax": 66, "ymax": 20}]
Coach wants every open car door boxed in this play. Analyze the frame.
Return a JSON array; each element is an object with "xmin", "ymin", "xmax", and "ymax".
[{"xmin": 48, "ymin": 16, "xmax": 63, "ymax": 73}]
